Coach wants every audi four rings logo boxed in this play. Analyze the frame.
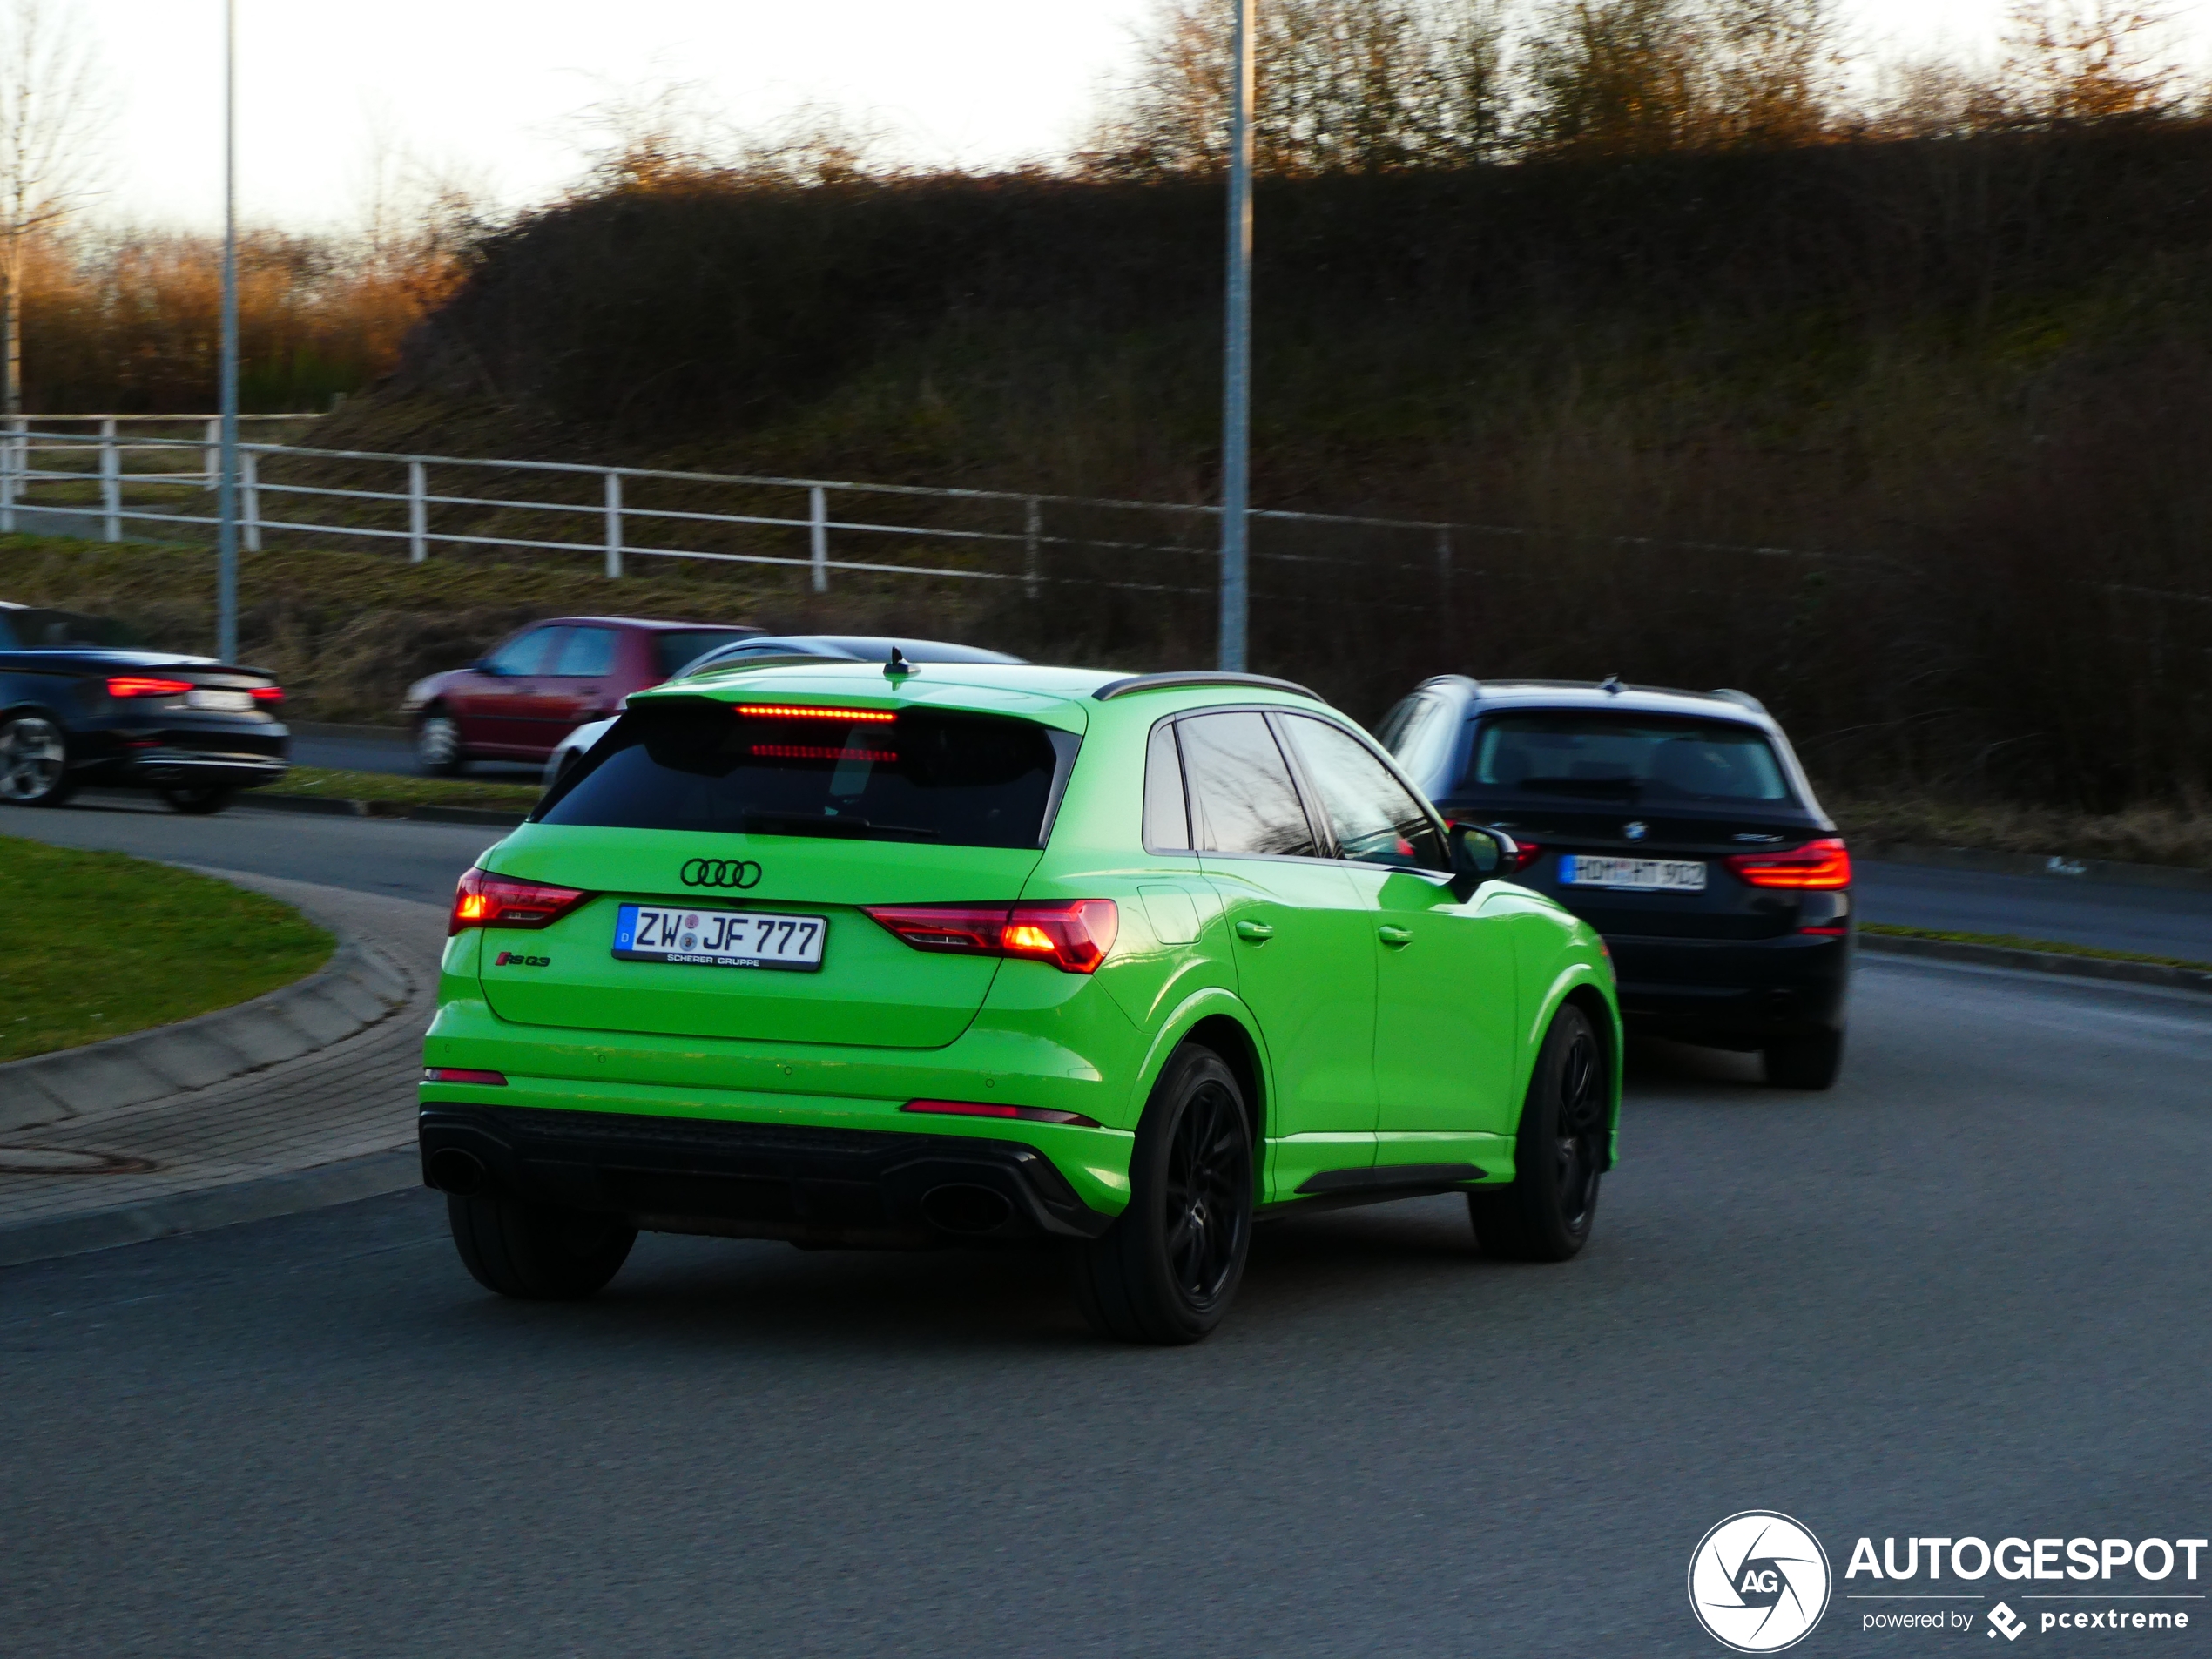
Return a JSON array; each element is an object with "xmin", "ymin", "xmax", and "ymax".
[
  {"xmin": 680, "ymin": 858, "xmax": 762, "ymax": 889},
  {"xmin": 1689, "ymin": 1512, "xmax": 1832, "ymax": 1652}
]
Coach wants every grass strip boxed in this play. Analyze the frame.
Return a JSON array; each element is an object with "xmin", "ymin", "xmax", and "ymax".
[
  {"xmin": 1860, "ymin": 923, "xmax": 2212, "ymax": 973},
  {"xmin": 270, "ymin": 766, "xmax": 542, "ymax": 812},
  {"xmin": 0, "ymin": 838, "xmax": 334, "ymax": 1062}
]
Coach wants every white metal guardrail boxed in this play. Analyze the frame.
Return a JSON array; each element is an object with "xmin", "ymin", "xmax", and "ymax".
[
  {"xmin": 0, "ymin": 421, "xmax": 1864, "ymax": 603},
  {"xmin": 4, "ymin": 419, "xmax": 2206, "ymax": 610}
]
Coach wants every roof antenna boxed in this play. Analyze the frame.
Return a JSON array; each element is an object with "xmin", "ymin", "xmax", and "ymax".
[
  {"xmin": 884, "ymin": 646, "xmax": 914, "ymax": 678},
  {"xmin": 1600, "ymin": 674, "xmax": 1624, "ymax": 695}
]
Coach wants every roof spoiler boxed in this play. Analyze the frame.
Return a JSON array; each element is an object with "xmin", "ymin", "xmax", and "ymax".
[
  {"xmin": 1092, "ymin": 671, "xmax": 1325, "ymax": 704},
  {"xmin": 1708, "ymin": 687, "xmax": 1768, "ymax": 713}
]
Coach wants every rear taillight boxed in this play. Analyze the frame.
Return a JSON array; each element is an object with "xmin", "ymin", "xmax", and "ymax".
[
  {"xmin": 901, "ymin": 1098, "xmax": 1102, "ymax": 1128},
  {"xmin": 1507, "ymin": 838, "xmax": 1542, "ymax": 873},
  {"xmin": 449, "ymin": 867, "xmax": 591, "ymax": 936},
  {"xmin": 107, "ymin": 676, "xmax": 194, "ymax": 698},
  {"xmin": 864, "ymin": 900, "xmax": 1120, "ymax": 974},
  {"xmin": 1727, "ymin": 837, "xmax": 1852, "ymax": 889},
  {"xmin": 251, "ymin": 685, "xmax": 284, "ymax": 705}
]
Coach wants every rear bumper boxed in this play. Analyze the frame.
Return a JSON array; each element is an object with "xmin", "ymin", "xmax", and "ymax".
[
  {"xmin": 419, "ymin": 1103, "xmax": 1116, "ymax": 1248},
  {"xmin": 1608, "ymin": 929, "xmax": 1851, "ymax": 1047},
  {"xmin": 71, "ymin": 717, "xmax": 289, "ymax": 790}
]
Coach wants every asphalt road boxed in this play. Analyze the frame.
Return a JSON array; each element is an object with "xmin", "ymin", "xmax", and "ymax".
[
  {"xmin": 4, "ymin": 953, "xmax": 2208, "ymax": 1656},
  {"xmin": 6, "ymin": 786, "xmax": 2208, "ymax": 961}
]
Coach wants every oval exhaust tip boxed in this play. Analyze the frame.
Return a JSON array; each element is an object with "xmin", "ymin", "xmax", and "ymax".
[
  {"xmin": 920, "ymin": 1183, "xmax": 1014, "ymax": 1236},
  {"xmin": 427, "ymin": 1147, "xmax": 487, "ymax": 1196}
]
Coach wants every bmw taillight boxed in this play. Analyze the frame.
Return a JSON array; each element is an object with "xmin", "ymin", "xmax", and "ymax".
[
  {"xmin": 449, "ymin": 867, "xmax": 591, "ymax": 935},
  {"xmin": 864, "ymin": 900, "xmax": 1120, "ymax": 974},
  {"xmin": 1726, "ymin": 837, "xmax": 1852, "ymax": 889},
  {"xmin": 107, "ymin": 676, "xmax": 194, "ymax": 698}
]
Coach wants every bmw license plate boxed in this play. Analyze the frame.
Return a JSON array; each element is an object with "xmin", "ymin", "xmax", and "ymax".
[
  {"xmin": 613, "ymin": 904, "xmax": 826, "ymax": 970},
  {"xmin": 1558, "ymin": 854, "xmax": 1707, "ymax": 892}
]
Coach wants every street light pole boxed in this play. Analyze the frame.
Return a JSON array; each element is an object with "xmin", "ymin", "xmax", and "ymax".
[
  {"xmin": 216, "ymin": 0, "xmax": 239, "ymax": 664},
  {"xmin": 1217, "ymin": 0, "xmax": 1255, "ymax": 673}
]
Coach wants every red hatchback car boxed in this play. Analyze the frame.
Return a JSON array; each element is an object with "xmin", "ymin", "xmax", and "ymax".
[{"xmin": 401, "ymin": 616, "xmax": 759, "ymax": 774}]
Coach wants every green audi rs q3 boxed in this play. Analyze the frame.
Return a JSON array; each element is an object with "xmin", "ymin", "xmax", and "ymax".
[{"xmin": 419, "ymin": 661, "xmax": 1622, "ymax": 1342}]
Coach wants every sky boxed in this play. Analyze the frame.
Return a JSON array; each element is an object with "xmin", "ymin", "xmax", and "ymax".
[{"xmin": 67, "ymin": 0, "xmax": 2157, "ymax": 233}]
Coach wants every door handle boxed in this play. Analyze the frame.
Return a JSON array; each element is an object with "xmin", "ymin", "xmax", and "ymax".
[
  {"xmin": 1378, "ymin": 925, "xmax": 1413, "ymax": 947},
  {"xmin": 1233, "ymin": 919, "xmax": 1274, "ymax": 942}
]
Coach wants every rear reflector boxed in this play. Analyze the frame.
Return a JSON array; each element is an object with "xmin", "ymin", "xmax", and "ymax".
[
  {"xmin": 864, "ymin": 900, "xmax": 1120, "ymax": 973},
  {"xmin": 107, "ymin": 676, "xmax": 194, "ymax": 698},
  {"xmin": 1797, "ymin": 925, "xmax": 1849, "ymax": 936},
  {"xmin": 902, "ymin": 1099, "xmax": 1102, "ymax": 1128},
  {"xmin": 449, "ymin": 867, "xmax": 592, "ymax": 935},
  {"xmin": 1726, "ymin": 837, "xmax": 1852, "ymax": 889},
  {"xmin": 423, "ymin": 1067, "xmax": 507, "ymax": 1086}
]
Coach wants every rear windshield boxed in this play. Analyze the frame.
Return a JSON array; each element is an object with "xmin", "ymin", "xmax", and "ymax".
[
  {"xmin": 0, "ymin": 608, "xmax": 143, "ymax": 649},
  {"xmin": 652, "ymin": 630, "xmax": 759, "ymax": 679},
  {"xmin": 536, "ymin": 698, "xmax": 1073, "ymax": 847},
  {"xmin": 1465, "ymin": 713, "xmax": 1794, "ymax": 805}
]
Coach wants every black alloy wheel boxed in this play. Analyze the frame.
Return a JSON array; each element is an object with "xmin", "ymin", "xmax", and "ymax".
[
  {"xmin": 1469, "ymin": 1004, "xmax": 1608, "ymax": 1263},
  {"xmin": 447, "ymin": 1193, "xmax": 637, "ymax": 1300},
  {"xmin": 0, "ymin": 714, "xmax": 73, "ymax": 806},
  {"xmin": 158, "ymin": 782, "xmax": 237, "ymax": 815},
  {"xmin": 1073, "ymin": 1044, "xmax": 1254, "ymax": 1344}
]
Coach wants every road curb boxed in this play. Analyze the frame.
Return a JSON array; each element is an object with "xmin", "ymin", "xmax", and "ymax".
[
  {"xmin": 249, "ymin": 792, "xmax": 528, "ymax": 827},
  {"xmin": 0, "ymin": 933, "xmax": 413, "ymax": 1136},
  {"xmin": 1861, "ymin": 841, "xmax": 2212, "ymax": 893},
  {"xmin": 0, "ymin": 1148, "xmax": 421, "ymax": 1269},
  {"xmin": 1859, "ymin": 930, "xmax": 2212, "ymax": 995}
]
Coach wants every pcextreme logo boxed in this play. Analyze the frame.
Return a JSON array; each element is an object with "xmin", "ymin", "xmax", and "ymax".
[{"xmin": 1689, "ymin": 1512, "xmax": 1833, "ymax": 1653}]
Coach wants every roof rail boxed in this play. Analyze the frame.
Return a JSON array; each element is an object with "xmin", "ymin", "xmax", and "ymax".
[
  {"xmin": 1708, "ymin": 687, "xmax": 1768, "ymax": 713},
  {"xmin": 1091, "ymin": 671, "xmax": 1325, "ymax": 704}
]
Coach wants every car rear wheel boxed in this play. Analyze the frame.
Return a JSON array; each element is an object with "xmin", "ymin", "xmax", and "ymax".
[
  {"xmin": 416, "ymin": 711, "xmax": 465, "ymax": 776},
  {"xmin": 1469, "ymin": 1004, "xmax": 1607, "ymax": 1263},
  {"xmin": 446, "ymin": 1193, "xmax": 637, "ymax": 1299},
  {"xmin": 0, "ymin": 715, "xmax": 74, "ymax": 806},
  {"xmin": 158, "ymin": 782, "xmax": 236, "ymax": 815},
  {"xmin": 1072, "ymin": 1045, "xmax": 1253, "ymax": 1345},
  {"xmin": 1765, "ymin": 1027, "xmax": 1844, "ymax": 1090}
]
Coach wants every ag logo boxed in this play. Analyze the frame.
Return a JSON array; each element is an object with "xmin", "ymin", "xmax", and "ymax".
[
  {"xmin": 681, "ymin": 858, "xmax": 762, "ymax": 890},
  {"xmin": 1688, "ymin": 1511, "xmax": 1831, "ymax": 1653}
]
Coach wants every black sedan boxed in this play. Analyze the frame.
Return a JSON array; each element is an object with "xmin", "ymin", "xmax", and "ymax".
[
  {"xmin": 0, "ymin": 603, "xmax": 289, "ymax": 813},
  {"xmin": 1376, "ymin": 675, "xmax": 1851, "ymax": 1089}
]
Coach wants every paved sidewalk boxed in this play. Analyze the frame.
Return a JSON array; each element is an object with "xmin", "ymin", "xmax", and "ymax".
[{"xmin": 0, "ymin": 872, "xmax": 442, "ymax": 1265}]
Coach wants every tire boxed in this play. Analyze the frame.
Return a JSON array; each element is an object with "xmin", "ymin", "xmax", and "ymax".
[
  {"xmin": 158, "ymin": 782, "xmax": 237, "ymax": 815},
  {"xmin": 446, "ymin": 1193, "xmax": 637, "ymax": 1300},
  {"xmin": 0, "ymin": 713, "xmax": 75, "ymax": 806},
  {"xmin": 1468, "ymin": 1003, "xmax": 1608, "ymax": 1263},
  {"xmin": 1765, "ymin": 1028, "xmax": 1844, "ymax": 1090},
  {"xmin": 416, "ymin": 711, "xmax": 465, "ymax": 776},
  {"xmin": 1072, "ymin": 1045, "xmax": 1254, "ymax": 1345}
]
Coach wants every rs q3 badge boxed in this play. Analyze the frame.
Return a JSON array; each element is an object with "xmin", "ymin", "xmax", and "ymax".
[{"xmin": 682, "ymin": 858, "xmax": 762, "ymax": 889}]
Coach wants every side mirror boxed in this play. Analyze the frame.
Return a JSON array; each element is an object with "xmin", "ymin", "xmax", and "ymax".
[{"xmin": 1449, "ymin": 822, "xmax": 1518, "ymax": 895}]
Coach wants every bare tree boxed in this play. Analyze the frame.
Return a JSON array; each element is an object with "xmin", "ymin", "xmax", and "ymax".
[
  {"xmin": 0, "ymin": 0, "xmax": 109, "ymax": 418},
  {"xmin": 1999, "ymin": 0, "xmax": 2180, "ymax": 121}
]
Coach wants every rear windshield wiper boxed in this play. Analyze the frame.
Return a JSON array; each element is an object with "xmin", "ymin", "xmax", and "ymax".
[
  {"xmin": 1511, "ymin": 776, "xmax": 1643, "ymax": 799},
  {"xmin": 741, "ymin": 813, "xmax": 941, "ymax": 842}
]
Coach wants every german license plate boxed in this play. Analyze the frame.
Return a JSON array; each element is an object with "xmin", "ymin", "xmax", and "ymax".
[
  {"xmin": 613, "ymin": 904, "xmax": 826, "ymax": 970},
  {"xmin": 1558, "ymin": 854, "xmax": 1707, "ymax": 892},
  {"xmin": 186, "ymin": 688, "xmax": 253, "ymax": 712}
]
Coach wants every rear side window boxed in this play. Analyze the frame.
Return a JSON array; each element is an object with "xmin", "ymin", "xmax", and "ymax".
[
  {"xmin": 654, "ymin": 630, "xmax": 759, "ymax": 678},
  {"xmin": 536, "ymin": 698, "xmax": 1072, "ymax": 848},
  {"xmin": 550, "ymin": 627, "xmax": 617, "ymax": 678},
  {"xmin": 1143, "ymin": 721, "xmax": 1191, "ymax": 851},
  {"xmin": 1467, "ymin": 713, "xmax": 1792, "ymax": 804},
  {"xmin": 1281, "ymin": 716, "xmax": 1447, "ymax": 872},
  {"xmin": 1177, "ymin": 711, "xmax": 1318, "ymax": 858}
]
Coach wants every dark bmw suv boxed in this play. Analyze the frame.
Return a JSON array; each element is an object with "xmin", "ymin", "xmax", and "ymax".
[{"xmin": 1376, "ymin": 677, "xmax": 1850, "ymax": 1089}]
